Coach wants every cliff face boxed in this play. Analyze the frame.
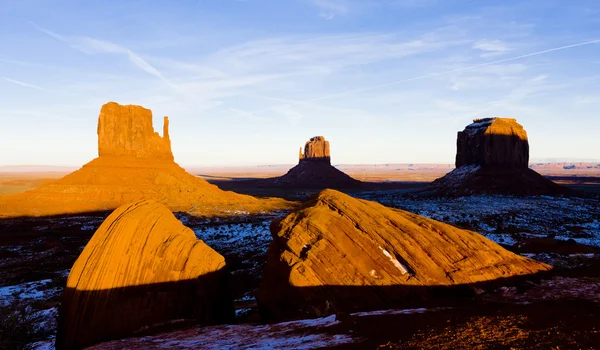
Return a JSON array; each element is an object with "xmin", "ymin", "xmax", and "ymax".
[
  {"xmin": 97, "ymin": 102, "xmax": 173, "ymax": 161},
  {"xmin": 299, "ymin": 136, "xmax": 331, "ymax": 164},
  {"xmin": 455, "ymin": 118, "xmax": 529, "ymax": 168}
]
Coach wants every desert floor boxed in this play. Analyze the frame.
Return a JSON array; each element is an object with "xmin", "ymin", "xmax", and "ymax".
[{"xmin": 1, "ymin": 165, "xmax": 600, "ymax": 349}]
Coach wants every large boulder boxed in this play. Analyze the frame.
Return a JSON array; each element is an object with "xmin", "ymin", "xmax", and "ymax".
[
  {"xmin": 0, "ymin": 102, "xmax": 291, "ymax": 218},
  {"xmin": 56, "ymin": 200, "xmax": 232, "ymax": 349},
  {"xmin": 429, "ymin": 117, "xmax": 566, "ymax": 196},
  {"xmin": 258, "ymin": 189, "xmax": 551, "ymax": 320}
]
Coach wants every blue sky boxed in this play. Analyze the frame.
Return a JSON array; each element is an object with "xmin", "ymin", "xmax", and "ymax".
[{"xmin": 1, "ymin": 0, "xmax": 599, "ymax": 166}]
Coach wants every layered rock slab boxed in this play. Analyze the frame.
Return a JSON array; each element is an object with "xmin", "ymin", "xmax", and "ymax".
[
  {"xmin": 56, "ymin": 200, "xmax": 232, "ymax": 349},
  {"xmin": 259, "ymin": 189, "xmax": 551, "ymax": 320},
  {"xmin": 0, "ymin": 102, "xmax": 291, "ymax": 217},
  {"xmin": 430, "ymin": 118, "xmax": 566, "ymax": 196}
]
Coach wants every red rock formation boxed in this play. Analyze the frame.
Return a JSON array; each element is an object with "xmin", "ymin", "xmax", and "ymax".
[
  {"xmin": 455, "ymin": 118, "xmax": 529, "ymax": 168},
  {"xmin": 98, "ymin": 102, "xmax": 173, "ymax": 160},
  {"xmin": 56, "ymin": 200, "xmax": 232, "ymax": 349},
  {"xmin": 430, "ymin": 117, "xmax": 567, "ymax": 196},
  {"xmin": 259, "ymin": 189, "xmax": 551, "ymax": 320},
  {"xmin": 264, "ymin": 136, "xmax": 361, "ymax": 189},
  {"xmin": 0, "ymin": 102, "xmax": 292, "ymax": 218},
  {"xmin": 299, "ymin": 136, "xmax": 331, "ymax": 164}
]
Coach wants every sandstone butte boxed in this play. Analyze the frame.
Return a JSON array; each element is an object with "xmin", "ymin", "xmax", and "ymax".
[
  {"xmin": 269, "ymin": 136, "xmax": 363, "ymax": 189},
  {"xmin": 430, "ymin": 117, "xmax": 566, "ymax": 196},
  {"xmin": 258, "ymin": 189, "xmax": 551, "ymax": 320},
  {"xmin": 0, "ymin": 102, "xmax": 292, "ymax": 218},
  {"xmin": 55, "ymin": 200, "xmax": 233, "ymax": 349}
]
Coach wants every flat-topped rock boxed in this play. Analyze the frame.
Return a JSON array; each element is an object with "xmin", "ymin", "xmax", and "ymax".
[
  {"xmin": 428, "ymin": 117, "xmax": 567, "ymax": 196},
  {"xmin": 456, "ymin": 117, "xmax": 529, "ymax": 168},
  {"xmin": 299, "ymin": 136, "xmax": 331, "ymax": 164},
  {"xmin": 98, "ymin": 102, "xmax": 173, "ymax": 160},
  {"xmin": 255, "ymin": 136, "xmax": 362, "ymax": 189}
]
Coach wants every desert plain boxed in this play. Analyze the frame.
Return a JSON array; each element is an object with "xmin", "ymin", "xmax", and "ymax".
[{"xmin": 2, "ymin": 150, "xmax": 600, "ymax": 349}]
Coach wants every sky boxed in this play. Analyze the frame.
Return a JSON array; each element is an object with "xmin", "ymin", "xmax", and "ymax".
[{"xmin": 0, "ymin": 0, "xmax": 599, "ymax": 166}]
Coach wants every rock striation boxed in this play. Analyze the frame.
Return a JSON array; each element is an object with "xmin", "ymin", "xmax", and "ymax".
[
  {"xmin": 0, "ymin": 102, "xmax": 291, "ymax": 217},
  {"xmin": 265, "ymin": 136, "xmax": 362, "ymax": 189},
  {"xmin": 430, "ymin": 117, "xmax": 566, "ymax": 196},
  {"xmin": 56, "ymin": 200, "xmax": 232, "ymax": 349},
  {"xmin": 97, "ymin": 102, "xmax": 173, "ymax": 160},
  {"xmin": 258, "ymin": 189, "xmax": 551, "ymax": 320}
]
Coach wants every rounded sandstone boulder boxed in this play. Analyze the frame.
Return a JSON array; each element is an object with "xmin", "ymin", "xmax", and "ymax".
[{"xmin": 56, "ymin": 200, "xmax": 233, "ymax": 349}]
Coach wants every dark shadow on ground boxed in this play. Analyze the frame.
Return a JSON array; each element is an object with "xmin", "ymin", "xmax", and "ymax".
[{"xmin": 56, "ymin": 271, "xmax": 233, "ymax": 350}]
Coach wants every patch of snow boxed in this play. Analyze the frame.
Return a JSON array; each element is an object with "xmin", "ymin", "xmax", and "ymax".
[
  {"xmin": 484, "ymin": 233, "xmax": 518, "ymax": 246},
  {"xmin": 379, "ymin": 247, "xmax": 408, "ymax": 274},
  {"xmin": 0, "ymin": 279, "xmax": 61, "ymax": 307},
  {"xmin": 25, "ymin": 340, "xmax": 55, "ymax": 350}
]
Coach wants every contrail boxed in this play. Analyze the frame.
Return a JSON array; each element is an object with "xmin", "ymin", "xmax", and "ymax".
[{"xmin": 247, "ymin": 39, "xmax": 600, "ymax": 115}]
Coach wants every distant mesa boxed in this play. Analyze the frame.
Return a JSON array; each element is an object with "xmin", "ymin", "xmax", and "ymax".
[
  {"xmin": 299, "ymin": 136, "xmax": 331, "ymax": 163},
  {"xmin": 455, "ymin": 118, "xmax": 529, "ymax": 168},
  {"xmin": 56, "ymin": 200, "xmax": 232, "ymax": 349},
  {"xmin": 429, "ymin": 117, "xmax": 568, "ymax": 196},
  {"xmin": 258, "ymin": 189, "xmax": 551, "ymax": 320},
  {"xmin": 265, "ymin": 136, "xmax": 362, "ymax": 189},
  {"xmin": 0, "ymin": 102, "xmax": 291, "ymax": 217}
]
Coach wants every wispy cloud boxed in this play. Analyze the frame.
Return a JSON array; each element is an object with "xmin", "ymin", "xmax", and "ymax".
[
  {"xmin": 391, "ymin": 0, "xmax": 437, "ymax": 7},
  {"xmin": 311, "ymin": 0, "xmax": 349, "ymax": 19},
  {"xmin": 473, "ymin": 39, "xmax": 512, "ymax": 57},
  {"xmin": 30, "ymin": 22, "xmax": 177, "ymax": 88},
  {"xmin": 1, "ymin": 77, "xmax": 44, "ymax": 90}
]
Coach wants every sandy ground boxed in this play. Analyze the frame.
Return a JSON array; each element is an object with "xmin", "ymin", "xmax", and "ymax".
[
  {"xmin": 1, "ymin": 163, "xmax": 598, "ymax": 196},
  {"xmin": 0, "ymin": 173, "xmax": 68, "ymax": 195}
]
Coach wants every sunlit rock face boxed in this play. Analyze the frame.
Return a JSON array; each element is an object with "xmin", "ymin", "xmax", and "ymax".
[
  {"xmin": 97, "ymin": 102, "xmax": 173, "ymax": 160},
  {"xmin": 56, "ymin": 200, "xmax": 233, "ymax": 349},
  {"xmin": 455, "ymin": 118, "xmax": 529, "ymax": 168},
  {"xmin": 270, "ymin": 136, "xmax": 362, "ymax": 189},
  {"xmin": 258, "ymin": 189, "xmax": 551, "ymax": 320},
  {"xmin": 299, "ymin": 136, "xmax": 331, "ymax": 164},
  {"xmin": 0, "ymin": 102, "xmax": 291, "ymax": 218},
  {"xmin": 428, "ymin": 117, "xmax": 567, "ymax": 196}
]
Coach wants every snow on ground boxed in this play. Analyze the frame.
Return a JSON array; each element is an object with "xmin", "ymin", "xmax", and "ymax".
[
  {"xmin": 192, "ymin": 221, "xmax": 273, "ymax": 257},
  {"xmin": 356, "ymin": 193, "xmax": 600, "ymax": 248},
  {"xmin": 89, "ymin": 307, "xmax": 446, "ymax": 350},
  {"xmin": 0, "ymin": 279, "xmax": 61, "ymax": 307}
]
